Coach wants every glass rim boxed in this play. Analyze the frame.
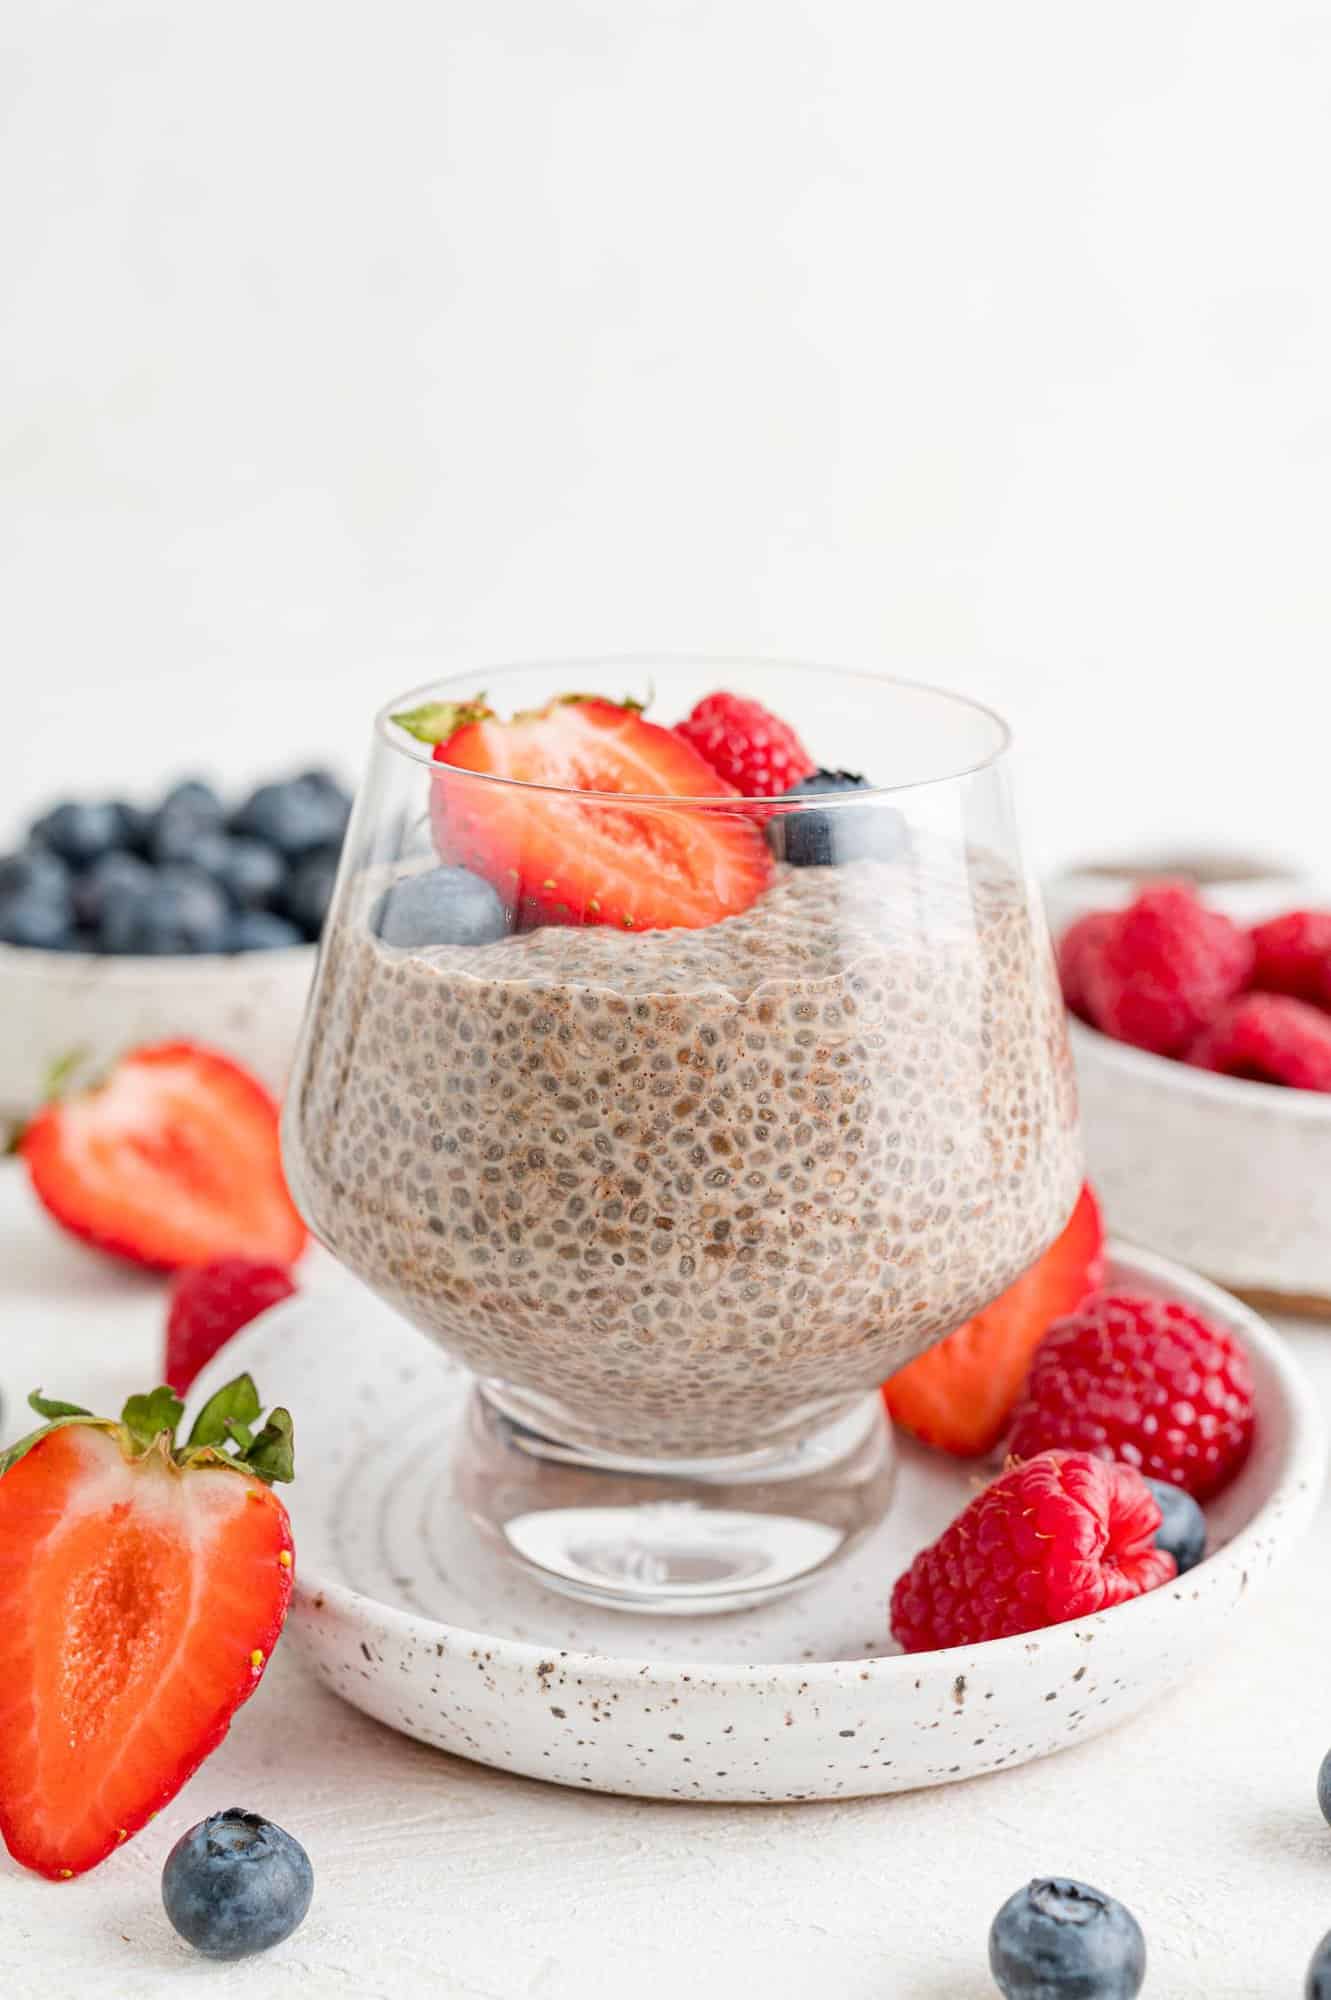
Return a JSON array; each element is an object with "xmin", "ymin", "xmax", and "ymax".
[{"xmin": 373, "ymin": 655, "xmax": 1012, "ymax": 808}]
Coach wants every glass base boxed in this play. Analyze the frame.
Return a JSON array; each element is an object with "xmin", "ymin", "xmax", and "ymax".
[{"xmin": 454, "ymin": 1385, "xmax": 896, "ymax": 1615}]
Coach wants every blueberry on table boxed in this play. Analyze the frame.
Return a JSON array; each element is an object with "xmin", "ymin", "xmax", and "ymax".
[
  {"xmin": 27, "ymin": 800, "xmax": 124, "ymax": 867},
  {"xmin": 1311, "ymin": 1929, "xmax": 1331, "ymax": 1998},
  {"xmin": 228, "ymin": 910, "xmax": 305, "ymax": 952},
  {"xmin": 373, "ymin": 866, "xmax": 508, "ymax": 948},
  {"xmin": 161, "ymin": 1809, "xmax": 313, "ymax": 1961},
  {"xmin": 1144, "ymin": 1476, "xmax": 1205, "ymax": 1576},
  {"xmin": 150, "ymin": 779, "xmax": 226, "ymax": 863},
  {"xmin": 231, "ymin": 776, "xmax": 350, "ymax": 859},
  {"xmin": 101, "ymin": 865, "xmax": 230, "ymax": 954},
  {"xmin": 773, "ymin": 770, "xmax": 906, "ymax": 869},
  {"xmin": 281, "ymin": 844, "xmax": 342, "ymax": 939},
  {"xmin": 1317, "ymin": 1748, "xmax": 1331, "ymax": 1829},
  {"xmin": 989, "ymin": 1877, "xmax": 1145, "ymax": 1999}
]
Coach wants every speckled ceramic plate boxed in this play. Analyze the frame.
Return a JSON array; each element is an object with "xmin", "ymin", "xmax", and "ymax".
[{"xmin": 191, "ymin": 1246, "xmax": 1323, "ymax": 1804}]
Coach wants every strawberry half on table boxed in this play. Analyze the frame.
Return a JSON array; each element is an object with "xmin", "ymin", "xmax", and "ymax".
[
  {"xmin": 19, "ymin": 1041, "xmax": 308, "ymax": 1271},
  {"xmin": 393, "ymin": 694, "xmax": 772, "ymax": 930},
  {"xmin": 882, "ymin": 1184, "xmax": 1105, "ymax": 1457},
  {"xmin": 0, "ymin": 1376, "xmax": 294, "ymax": 1880}
]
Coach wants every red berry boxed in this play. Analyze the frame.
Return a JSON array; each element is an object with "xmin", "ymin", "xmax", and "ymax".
[
  {"xmin": 1082, "ymin": 883, "xmax": 1253, "ymax": 1057},
  {"xmin": 407, "ymin": 695, "xmax": 772, "ymax": 930},
  {"xmin": 1057, "ymin": 912, "xmax": 1113, "ymax": 1021},
  {"xmin": 889, "ymin": 1450, "xmax": 1173, "ymax": 1653},
  {"xmin": 0, "ymin": 1383, "xmax": 293, "ymax": 1878},
  {"xmin": 20, "ymin": 1042, "xmax": 308, "ymax": 1271},
  {"xmin": 882, "ymin": 1185, "xmax": 1105, "ymax": 1458},
  {"xmin": 1188, "ymin": 992, "xmax": 1331, "ymax": 1092},
  {"xmin": 674, "ymin": 692, "xmax": 816, "ymax": 798},
  {"xmin": 1250, "ymin": 909, "xmax": 1331, "ymax": 1008},
  {"xmin": 166, "ymin": 1258, "xmax": 298, "ymax": 1392},
  {"xmin": 1008, "ymin": 1292, "xmax": 1255, "ymax": 1501}
]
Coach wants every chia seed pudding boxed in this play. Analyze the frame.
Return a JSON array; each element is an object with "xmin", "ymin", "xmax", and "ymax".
[{"xmin": 284, "ymin": 854, "xmax": 1081, "ymax": 1458}]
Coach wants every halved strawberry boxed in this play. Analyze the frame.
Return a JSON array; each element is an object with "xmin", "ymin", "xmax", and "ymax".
[
  {"xmin": 20, "ymin": 1042, "xmax": 308, "ymax": 1271},
  {"xmin": 0, "ymin": 1376, "xmax": 294, "ymax": 1879},
  {"xmin": 882, "ymin": 1184, "xmax": 1105, "ymax": 1457},
  {"xmin": 394, "ymin": 695, "xmax": 773, "ymax": 930}
]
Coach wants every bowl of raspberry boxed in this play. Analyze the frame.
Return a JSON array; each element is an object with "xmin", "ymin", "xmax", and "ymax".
[
  {"xmin": 0, "ymin": 771, "xmax": 352, "ymax": 1120},
  {"xmin": 1055, "ymin": 876, "xmax": 1331, "ymax": 1309}
]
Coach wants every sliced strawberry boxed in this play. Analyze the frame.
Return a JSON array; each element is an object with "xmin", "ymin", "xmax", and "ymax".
[
  {"xmin": 0, "ymin": 1378, "xmax": 294, "ymax": 1879},
  {"xmin": 882, "ymin": 1184, "xmax": 1105, "ymax": 1457},
  {"xmin": 394, "ymin": 695, "xmax": 773, "ymax": 930},
  {"xmin": 20, "ymin": 1042, "xmax": 308, "ymax": 1272}
]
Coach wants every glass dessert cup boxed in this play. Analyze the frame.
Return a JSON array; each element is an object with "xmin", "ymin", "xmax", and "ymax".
[{"xmin": 282, "ymin": 659, "xmax": 1082, "ymax": 1613}]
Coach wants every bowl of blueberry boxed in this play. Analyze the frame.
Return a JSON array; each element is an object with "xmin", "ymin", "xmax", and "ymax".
[{"xmin": 0, "ymin": 770, "xmax": 352, "ymax": 1115}]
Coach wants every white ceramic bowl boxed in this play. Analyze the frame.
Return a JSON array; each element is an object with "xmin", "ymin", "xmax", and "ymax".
[
  {"xmin": 1070, "ymin": 1017, "xmax": 1331, "ymax": 1307},
  {"xmin": 0, "ymin": 940, "xmax": 316, "ymax": 1116},
  {"xmin": 188, "ymin": 1245, "xmax": 1322, "ymax": 1804},
  {"xmin": 1047, "ymin": 848, "xmax": 1331, "ymax": 1307}
]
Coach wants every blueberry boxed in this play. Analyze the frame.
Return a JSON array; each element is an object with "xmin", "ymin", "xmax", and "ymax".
[
  {"xmin": 1144, "ymin": 1477, "xmax": 1205, "ymax": 1576},
  {"xmin": 1316, "ymin": 1748, "xmax": 1331, "ymax": 1830},
  {"xmin": 279, "ymin": 844, "xmax": 341, "ymax": 939},
  {"xmin": 0, "ymin": 848, "xmax": 75, "ymax": 949},
  {"xmin": 72, "ymin": 851, "xmax": 154, "ymax": 928},
  {"xmin": 28, "ymin": 799, "xmax": 124, "ymax": 867},
  {"xmin": 231, "ymin": 776, "xmax": 350, "ymax": 859},
  {"xmin": 773, "ymin": 770, "xmax": 905, "ymax": 868},
  {"xmin": 0, "ymin": 848, "xmax": 71, "ymax": 903},
  {"xmin": 150, "ymin": 779, "xmax": 226, "ymax": 863},
  {"xmin": 373, "ymin": 866, "xmax": 508, "ymax": 948},
  {"xmin": 112, "ymin": 800, "xmax": 154, "ymax": 854},
  {"xmin": 989, "ymin": 1878, "xmax": 1145, "ymax": 1999},
  {"xmin": 297, "ymin": 767, "xmax": 352, "ymax": 807},
  {"xmin": 1311, "ymin": 1928, "xmax": 1331, "ymax": 1997},
  {"xmin": 100, "ymin": 865, "xmax": 230, "ymax": 954},
  {"xmin": 189, "ymin": 832, "xmax": 286, "ymax": 910},
  {"xmin": 161, "ymin": 1807, "xmax": 313, "ymax": 1961},
  {"xmin": 228, "ymin": 910, "xmax": 305, "ymax": 952},
  {"xmin": 0, "ymin": 894, "xmax": 77, "ymax": 950}
]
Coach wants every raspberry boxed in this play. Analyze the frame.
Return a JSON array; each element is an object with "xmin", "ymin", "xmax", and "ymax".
[
  {"xmin": 164, "ymin": 1258, "xmax": 298, "ymax": 1393},
  {"xmin": 1056, "ymin": 911, "xmax": 1112, "ymax": 1020},
  {"xmin": 889, "ymin": 1450, "xmax": 1173, "ymax": 1653},
  {"xmin": 1008, "ymin": 1292, "xmax": 1255, "ymax": 1500},
  {"xmin": 674, "ymin": 692, "xmax": 816, "ymax": 798},
  {"xmin": 1188, "ymin": 992, "xmax": 1331, "ymax": 1092},
  {"xmin": 1250, "ymin": 909, "xmax": 1331, "ymax": 1008},
  {"xmin": 1082, "ymin": 882, "xmax": 1253, "ymax": 1056}
]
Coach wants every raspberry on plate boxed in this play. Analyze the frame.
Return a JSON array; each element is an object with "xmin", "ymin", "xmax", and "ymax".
[
  {"xmin": 889, "ymin": 1450, "xmax": 1174, "ymax": 1653},
  {"xmin": 673, "ymin": 692, "xmax": 816, "ymax": 798},
  {"xmin": 166, "ymin": 1259, "xmax": 299, "ymax": 1393},
  {"xmin": 1188, "ymin": 992, "xmax": 1331, "ymax": 1092},
  {"xmin": 1008, "ymin": 1292, "xmax": 1255, "ymax": 1500},
  {"xmin": 1056, "ymin": 911, "xmax": 1113, "ymax": 1021},
  {"xmin": 1081, "ymin": 883, "xmax": 1254, "ymax": 1057},
  {"xmin": 1249, "ymin": 910, "xmax": 1331, "ymax": 1008}
]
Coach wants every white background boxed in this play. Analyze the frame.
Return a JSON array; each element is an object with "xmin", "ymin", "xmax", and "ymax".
[{"xmin": 2, "ymin": 1, "xmax": 1329, "ymax": 873}]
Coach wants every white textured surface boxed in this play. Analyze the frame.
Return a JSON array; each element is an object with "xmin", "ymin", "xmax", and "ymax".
[
  {"xmin": 3, "ymin": 1164, "xmax": 1331, "ymax": 1997},
  {"xmin": 185, "ymin": 1253, "xmax": 1320, "ymax": 1804}
]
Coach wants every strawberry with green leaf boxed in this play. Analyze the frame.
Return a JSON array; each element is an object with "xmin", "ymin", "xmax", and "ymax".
[
  {"xmin": 0, "ymin": 1374, "xmax": 295, "ymax": 1880},
  {"xmin": 394, "ymin": 693, "xmax": 772, "ymax": 931}
]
